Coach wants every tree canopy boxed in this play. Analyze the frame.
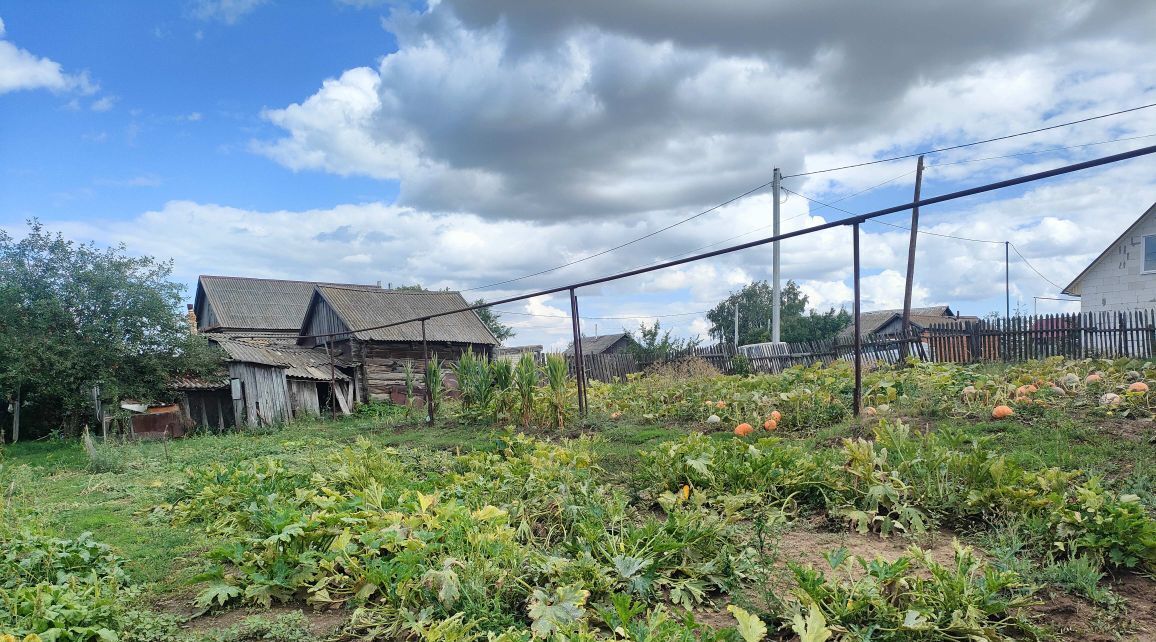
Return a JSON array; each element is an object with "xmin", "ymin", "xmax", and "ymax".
[
  {"xmin": 0, "ymin": 221, "xmax": 223, "ymax": 441},
  {"xmin": 706, "ymin": 280, "xmax": 851, "ymax": 346},
  {"xmin": 628, "ymin": 321, "xmax": 699, "ymax": 362}
]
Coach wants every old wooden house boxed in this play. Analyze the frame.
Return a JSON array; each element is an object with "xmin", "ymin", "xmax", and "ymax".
[
  {"xmin": 564, "ymin": 332, "xmax": 638, "ymax": 356},
  {"xmin": 298, "ymin": 286, "xmax": 498, "ymax": 402},
  {"xmin": 192, "ymin": 275, "xmax": 381, "ymax": 339}
]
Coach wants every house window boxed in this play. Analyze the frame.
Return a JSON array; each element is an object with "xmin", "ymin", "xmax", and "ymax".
[{"xmin": 1146, "ymin": 235, "xmax": 1156, "ymax": 273}]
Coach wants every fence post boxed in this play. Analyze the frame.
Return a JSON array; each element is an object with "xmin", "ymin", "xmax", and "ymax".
[
  {"xmin": 568, "ymin": 288, "xmax": 587, "ymax": 416},
  {"xmin": 969, "ymin": 322, "xmax": 982, "ymax": 363},
  {"xmin": 422, "ymin": 319, "xmax": 433, "ymax": 424},
  {"xmin": 1119, "ymin": 311, "xmax": 1128, "ymax": 357},
  {"xmin": 852, "ymin": 223, "xmax": 862, "ymax": 416}
]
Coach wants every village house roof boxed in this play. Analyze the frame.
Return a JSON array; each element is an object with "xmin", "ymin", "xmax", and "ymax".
[
  {"xmin": 301, "ymin": 286, "xmax": 499, "ymax": 345},
  {"xmin": 837, "ymin": 305, "xmax": 967, "ymax": 338},
  {"xmin": 1062, "ymin": 200, "xmax": 1156, "ymax": 296},
  {"xmin": 210, "ymin": 337, "xmax": 351, "ymax": 381},
  {"xmin": 564, "ymin": 332, "xmax": 635, "ymax": 355},
  {"xmin": 193, "ymin": 275, "xmax": 380, "ymax": 334}
]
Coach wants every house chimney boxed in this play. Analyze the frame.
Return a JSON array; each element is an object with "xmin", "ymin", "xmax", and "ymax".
[
  {"xmin": 186, "ymin": 303, "xmax": 197, "ymax": 334},
  {"xmin": 376, "ymin": 280, "xmax": 382, "ymax": 288}
]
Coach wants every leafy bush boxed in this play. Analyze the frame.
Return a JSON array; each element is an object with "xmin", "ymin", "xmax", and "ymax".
[{"xmin": 786, "ymin": 543, "xmax": 1040, "ymax": 641}]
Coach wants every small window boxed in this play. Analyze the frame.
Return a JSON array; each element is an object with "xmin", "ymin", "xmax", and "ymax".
[{"xmin": 1146, "ymin": 235, "xmax": 1156, "ymax": 273}]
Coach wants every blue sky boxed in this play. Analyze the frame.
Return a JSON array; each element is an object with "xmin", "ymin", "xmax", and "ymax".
[{"xmin": 3, "ymin": 1, "xmax": 1156, "ymax": 349}]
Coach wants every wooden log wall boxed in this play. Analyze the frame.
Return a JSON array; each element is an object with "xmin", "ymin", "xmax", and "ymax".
[{"xmin": 360, "ymin": 340, "xmax": 493, "ymax": 402}]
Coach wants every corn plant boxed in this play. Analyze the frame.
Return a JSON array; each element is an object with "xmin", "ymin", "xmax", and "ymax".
[
  {"xmin": 424, "ymin": 353, "xmax": 444, "ymax": 423},
  {"xmin": 512, "ymin": 352, "xmax": 539, "ymax": 428},
  {"xmin": 490, "ymin": 358, "xmax": 515, "ymax": 423},
  {"xmin": 453, "ymin": 349, "xmax": 494, "ymax": 421},
  {"xmin": 544, "ymin": 354, "xmax": 570, "ymax": 430}
]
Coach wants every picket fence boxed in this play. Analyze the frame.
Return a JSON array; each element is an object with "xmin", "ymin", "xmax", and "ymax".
[{"xmin": 542, "ymin": 310, "xmax": 1156, "ymax": 381}]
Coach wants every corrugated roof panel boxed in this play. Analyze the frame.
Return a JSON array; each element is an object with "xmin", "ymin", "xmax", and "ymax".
[
  {"xmin": 210, "ymin": 338, "xmax": 350, "ymax": 380},
  {"xmin": 198, "ymin": 275, "xmax": 379, "ymax": 331},
  {"xmin": 314, "ymin": 286, "xmax": 498, "ymax": 345}
]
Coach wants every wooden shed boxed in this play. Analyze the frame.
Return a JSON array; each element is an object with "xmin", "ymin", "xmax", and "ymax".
[
  {"xmin": 298, "ymin": 286, "xmax": 498, "ymax": 403},
  {"xmin": 211, "ymin": 338, "xmax": 353, "ymax": 426},
  {"xmin": 170, "ymin": 374, "xmax": 236, "ymax": 432}
]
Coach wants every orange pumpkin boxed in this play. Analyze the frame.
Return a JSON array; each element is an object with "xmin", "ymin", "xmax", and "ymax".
[
  {"xmin": 610, "ymin": 411, "xmax": 622, "ymax": 419},
  {"xmin": 1129, "ymin": 381, "xmax": 1149, "ymax": 393},
  {"xmin": 716, "ymin": 400, "xmax": 726, "ymax": 409},
  {"xmin": 763, "ymin": 419, "xmax": 778, "ymax": 431},
  {"xmin": 863, "ymin": 406, "xmax": 877, "ymax": 416},
  {"xmin": 734, "ymin": 423, "xmax": 754, "ymax": 436},
  {"xmin": 992, "ymin": 405, "xmax": 1015, "ymax": 419},
  {"xmin": 770, "ymin": 410, "xmax": 782, "ymax": 422},
  {"xmin": 704, "ymin": 400, "xmax": 713, "ymax": 406},
  {"xmin": 1085, "ymin": 373, "xmax": 1103, "ymax": 384}
]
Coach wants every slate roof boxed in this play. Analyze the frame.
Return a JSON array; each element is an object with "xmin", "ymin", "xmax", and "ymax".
[
  {"xmin": 837, "ymin": 306, "xmax": 957, "ymax": 338},
  {"xmin": 210, "ymin": 337, "xmax": 351, "ymax": 381},
  {"xmin": 305, "ymin": 286, "xmax": 498, "ymax": 345},
  {"xmin": 564, "ymin": 332, "xmax": 634, "ymax": 355},
  {"xmin": 168, "ymin": 374, "xmax": 229, "ymax": 390},
  {"xmin": 194, "ymin": 275, "xmax": 380, "ymax": 333}
]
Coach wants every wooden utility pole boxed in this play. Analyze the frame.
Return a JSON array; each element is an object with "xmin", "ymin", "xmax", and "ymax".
[
  {"xmin": 771, "ymin": 167, "xmax": 782, "ymax": 342},
  {"xmin": 900, "ymin": 155, "xmax": 925, "ymax": 359}
]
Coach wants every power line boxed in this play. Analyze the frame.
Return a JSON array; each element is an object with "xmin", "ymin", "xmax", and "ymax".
[
  {"xmin": 782, "ymin": 102, "xmax": 1156, "ymax": 178},
  {"xmin": 463, "ymin": 105, "xmax": 1155, "ymax": 295},
  {"xmin": 462, "ymin": 177, "xmax": 778, "ymax": 293},
  {"xmin": 1009, "ymin": 243, "xmax": 1067, "ymax": 292},
  {"xmin": 783, "ymin": 186, "xmax": 1070, "ymax": 289},
  {"xmin": 783, "ymin": 185, "xmax": 1009, "ymax": 245},
  {"xmin": 495, "ymin": 309, "xmax": 709, "ymax": 321},
  {"xmin": 928, "ymin": 133, "xmax": 1156, "ymax": 168},
  {"xmin": 296, "ymin": 144, "xmax": 1156, "ymax": 341}
]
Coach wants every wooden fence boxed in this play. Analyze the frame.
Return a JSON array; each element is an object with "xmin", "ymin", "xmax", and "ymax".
[{"xmin": 542, "ymin": 310, "xmax": 1156, "ymax": 380}]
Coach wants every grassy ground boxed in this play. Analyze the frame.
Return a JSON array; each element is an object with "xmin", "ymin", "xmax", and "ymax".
[{"xmin": 3, "ymin": 407, "xmax": 1155, "ymax": 640}]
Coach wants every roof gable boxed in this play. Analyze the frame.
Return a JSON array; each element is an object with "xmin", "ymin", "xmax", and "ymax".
[
  {"xmin": 837, "ymin": 306, "xmax": 956, "ymax": 338},
  {"xmin": 304, "ymin": 286, "xmax": 498, "ymax": 345},
  {"xmin": 566, "ymin": 332, "xmax": 634, "ymax": 355},
  {"xmin": 194, "ymin": 275, "xmax": 379, "ymax": 332},
  {"xmin": 1063, "ymin": 200, "xmax": 1156, "ymax": 296}
]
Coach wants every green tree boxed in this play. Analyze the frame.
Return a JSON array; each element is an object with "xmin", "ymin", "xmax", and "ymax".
[
  {"xmin": 706, "ymin": 280, "xmax": 850, "ymax": 346},
  {"xmin": 628, "ymin": 321, "xmax": 699, "ymax": 363},
  {"xmin": 0, "ymin": 220, "xmax": 223, "ymax": 441},
  {"xmin": 472, "ymin": 299, "xmax": 515, "ymax": 344}
]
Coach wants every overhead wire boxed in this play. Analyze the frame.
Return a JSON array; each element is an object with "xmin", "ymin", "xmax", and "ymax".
[
  {"xmin": 1009, "ymin": 243, "xmax": 1068, "ymax": 292},
  {"xmin": 294, "ymin": 143, "xmax": 1156, "ymax": 341},
  {"xmin": 779, "ymin": 186, "xmax": 1071, "ymax": 291},
  {"xmin": 782, "ymin": 101, "xmax": 1156, "ymax": 178},
  {"xmin": 462, "ymin": 104, "xmax": 1156, "ymax": 295},
  {"xmin": 495, "ymin": 309, "xmax": 709, "ymax": 321},
  {"xmin": 928, "ymin": 133, "xmax": 1156, "ymax": 168},
  {"xmin": 461, "ymin": 176, "xmax": 778, "ymax": 292}
]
